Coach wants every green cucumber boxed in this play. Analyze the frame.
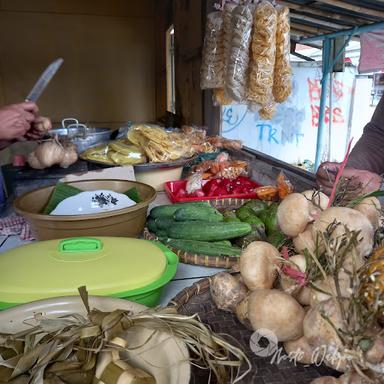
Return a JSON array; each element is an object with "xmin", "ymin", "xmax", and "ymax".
[
  {"xmin": 234, "ymin": 223, "xmax": 266, "ymax": 248},
  {"xmin": 223, "ymin": 210, "xmax": 241, "ymax": 222},
  {"xmin": 174, "ymin": 206, "xmax": 223, "ymax": 222},
  {"xmin": 236, "ymin": 206, "xmax": 266, "ymax": 233},
  {"xmin": 244, "ymin": 200, "xmax": 268, "ymax": 215},
  {"xmin": 150, "ymin": 202, "xmax": 211, "ymax": 219},
  {"xmin": 155, "ymin": 230, "xmax": 168, "ymax": 238},
  {"xmin": 154, "ymin": 217, "xmax": 177, "ymax": 230},
  {"xmin": 264, "ymin": 203, "xmax": 279, "ymax": 235},
  {"xmin": 146, "ymin": 217, "xmax": 158, "ymax": 233},
  {"xmin": 235, "ymin": 206, "xmax": 256, "ymax": 222},
  {"xmin": 167, "ymin": 221, "xmax": 252, "ymax": 241},
  {"xmin": 165, "ymin": 238, "xmax": 241, "ymax": 256},
  {"xmin": 213, "ymin": 240, "xmax": 232, "ymax": 247},
  {"xmin": 267, "ymin": 231, "xmax": 286, "ymax": 249}
]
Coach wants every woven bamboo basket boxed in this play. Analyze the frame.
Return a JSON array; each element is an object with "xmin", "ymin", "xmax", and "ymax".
[
  {"xmin": 144, "ymin": 197, "xmax": 253, "ymax": 268},
  {"xmin": 143, "ymin": 228, "xmax": 239, "ymax": 268},
  {"xmin": 168, "ymin": 277, "xmax": 340, "ymax": 384}
]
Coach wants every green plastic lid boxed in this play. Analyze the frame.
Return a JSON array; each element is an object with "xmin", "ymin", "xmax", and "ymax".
[{"xmin": 0, "ymin": 237, "xmax": 172, "ymax": 306}]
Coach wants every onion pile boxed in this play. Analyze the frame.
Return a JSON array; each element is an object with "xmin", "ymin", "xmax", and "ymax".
[{"xmin": 209, "ymin": 187, "xmax": 383, "ymax": 383}]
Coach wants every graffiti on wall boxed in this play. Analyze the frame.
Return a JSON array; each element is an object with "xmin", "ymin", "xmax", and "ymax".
[
  {"xmin": 307, "ymin": 78, "xmax": 352, "ymax": 128},
  {"xmin": 222, "ymin": 78, "xmax": 306, "ymax": 146},
  {"xmin": 221, "ymin": 65, "xmax": 356, "ymax": 164}
]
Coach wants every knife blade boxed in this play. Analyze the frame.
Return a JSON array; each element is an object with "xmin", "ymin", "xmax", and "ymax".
[{"xmin": 25, "ymin": 58, "xmax": 64, "ymax": 102}]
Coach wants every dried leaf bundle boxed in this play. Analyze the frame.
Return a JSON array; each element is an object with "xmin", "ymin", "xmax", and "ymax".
[{"xmin": 0, "ymin": 288, "xmax": 251, "ymax": 384}]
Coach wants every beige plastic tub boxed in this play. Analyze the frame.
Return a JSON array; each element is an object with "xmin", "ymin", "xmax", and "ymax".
[{"xmin": 14, "ymin": 179, "xmax": 156, "ymax": 240}]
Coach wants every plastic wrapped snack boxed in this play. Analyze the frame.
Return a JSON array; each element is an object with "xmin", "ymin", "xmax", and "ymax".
[
  {"xmin": 128, "ymin": 124, "xmax": 195, "ymax": 162},
  {"xmin": 213, "ymin": 88, "xmax": 233, "ymax": 106},
  {"xmin": 259, "ymin": 100, "xmax": 276, "ymax": 120},
  {"xmin": 248, "ymin": 1, "xmax": 277, "ymax": 105},
  {"xmin": 225, "ymin": 5, "xmax": 254, "ymax": 102},
  {"xmin": 81, "ymin": 143, "xmax": 114, "ymax": 165},
  {"xmin": 200, "ymin": 11, "xmax": 225, "ymax": 89},
  {"xmin": 273, "ymin": 5, "xmax": 292, "ymax": 103},
  {"xmin": 223, "ymin": 3, "xmax": 237, "ymax": 67},
  {"xmin": 108, "ymin": 140, "xmax": 147, "ymax": 165}
]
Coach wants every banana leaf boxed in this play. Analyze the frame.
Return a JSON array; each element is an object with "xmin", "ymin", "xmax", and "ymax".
[{"xmin": 42, "ymin": 184, "xmax": 141, "ymax": 214}]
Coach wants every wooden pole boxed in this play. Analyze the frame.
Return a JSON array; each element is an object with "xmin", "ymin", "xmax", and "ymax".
[{"xmin": 315, "ymin": 0, "xmax": 384, "ymax": 19}]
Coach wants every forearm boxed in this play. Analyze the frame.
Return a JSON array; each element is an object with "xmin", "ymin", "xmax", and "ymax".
[
  {"xmin": 347, "ymin": 95, "xmax": 384, "ymax": 175},
  {"xmin": 347, "ymin": 123, "xmax": 384, "ymax": 174}
]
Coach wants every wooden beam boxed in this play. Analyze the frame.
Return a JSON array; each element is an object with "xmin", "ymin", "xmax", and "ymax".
[
  {"xmin": 315, "ymin": 0, "xmax": 384, "ymax": 19},
  {"xmin": 291, "ymin": 14, "xmax": 351, "ymax": 29},
  {"xmin": 291, "ymin": 29, "xmax": 312, "ymax": 39},
  {"xmin": 291, "ymin": 22, "xmax": 334, "ymax": 35},
  {"xmin": 279, "ymin": 0, "xmax": 376, "ymax": 24},
  {"xmin": 291, "ymin": 22, "xmax": 359, "ymax": 42}
]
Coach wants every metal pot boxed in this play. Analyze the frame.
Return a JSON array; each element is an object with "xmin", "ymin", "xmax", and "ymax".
[{"xmin": 49, "ymin": 118, "xmax": 112, "ymax": 153}]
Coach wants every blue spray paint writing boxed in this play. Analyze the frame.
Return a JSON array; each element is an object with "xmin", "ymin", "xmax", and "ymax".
[
  {"xmin": 222, "ymin": 107, "xmax": 247, "ymax": 133},
  {"xmin": 257, "ymin": 124, "xmax": 304, "ymax": 145}
]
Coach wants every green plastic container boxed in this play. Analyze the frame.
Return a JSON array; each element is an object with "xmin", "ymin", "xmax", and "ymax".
[{"xmin": 0, "ymin": 237, "xmax": 178, "ymax": 310}]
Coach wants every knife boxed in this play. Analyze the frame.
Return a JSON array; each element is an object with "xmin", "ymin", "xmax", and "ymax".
[{"xmin": 25, "ymin": 58, "xmax": 64, "ymax": 102}]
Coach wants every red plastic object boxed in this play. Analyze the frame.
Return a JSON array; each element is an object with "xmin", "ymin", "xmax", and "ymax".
[
  {"xmin": 12, "ymin": 155, "xmax": 26, "ymax": 167},
  {"xmin": 165, "ymin": 179, "xmax": 262, "ymax": 203}
]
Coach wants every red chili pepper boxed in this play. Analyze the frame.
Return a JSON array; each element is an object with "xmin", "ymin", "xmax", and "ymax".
[
  {"xmin": 207, "ymin": 184, "xmax": 220, "ymax": 197},
  {"xmin": 176, "ymin": 188, "xmax": 186, "ymax": 198},
  {"xmin": 235, "ymin": 176, "xmax": 254, "ymax": 186},
  {"xmin": 194, "ymin": 189, "xmax": 205, "ymax": 197},
  {"xmin": 215, "ymin": 186, "xmax": 229, "ymax": 196},
  {"xmin": 203, "ymin": 178, "xmax": 221, "ymax": 194}
]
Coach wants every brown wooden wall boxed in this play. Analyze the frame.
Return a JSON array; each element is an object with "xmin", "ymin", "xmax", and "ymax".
[
  {"xmin": 0, "ymin": 0, "xmax": 219, "ymax": 165},
  {"xmin": 0, "ymin": 0, "xmax": 156, "ymax": 129},
  {"xmin": 173, "ymin": 0, "xmax": 220, "ymax": 134}
]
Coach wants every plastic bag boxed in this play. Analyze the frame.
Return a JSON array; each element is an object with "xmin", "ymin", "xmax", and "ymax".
[
  {"xmin": 108, "ymin": 140, "xmax": 147, "ymax": 165},
  {"xmin": 273, "ymin": 6, "xmax": 292, "ymax": 103},
  {"xmin": 259, "ymin": 101, "xmax": 276, "ymax": 120},
  {"xmin": 225, "ymin": 5, "xmax": 254, "ymax": 102},
  {"xmin": 248, "ymin": 1, "xmax": 277, "ymax": 105},
  {"xmin": 81, "ymin": 143, "xmax": 113, "ymax": 165},
  {"xmin": 276, "ymin": 171, "xmax": 293, "ymax": 199},
  {"xmin": 213, "ymin": 88, "xmax": 232, "ymax": 106},
  {"xmin": 128, "ymin": 124, "xmax": 193, "ymax": 162},
  {"xmin": 200, "ymin": 11, "xmax": 225, "ymax": 89}
]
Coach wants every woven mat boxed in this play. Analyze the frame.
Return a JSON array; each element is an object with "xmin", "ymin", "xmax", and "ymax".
[
  {"xmin": 143, "ymin": 228, "xmax": 239, "ymax": 268},
  {"xmin": 170, "ymin": 278, "xmax": 340, "ymax": 384}
]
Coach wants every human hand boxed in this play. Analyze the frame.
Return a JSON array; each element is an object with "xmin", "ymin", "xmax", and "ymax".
[
  {"xmin": 0, "ymin": 102, "xmax": 38, "ymax": 140},
  {"xmin": 24, "ymin": 116, "xmax": 52, "ymax": 140},
  {"xmin": 316, "ymin": 161, "xmax": 382, "ymax": 196}
]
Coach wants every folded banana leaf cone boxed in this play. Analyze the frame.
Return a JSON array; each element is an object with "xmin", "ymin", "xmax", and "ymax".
[{"xmin": 0, "ymin": 287, "xmax": 251, "ymax": 384}]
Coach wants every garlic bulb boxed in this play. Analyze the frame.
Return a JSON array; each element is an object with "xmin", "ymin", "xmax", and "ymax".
[
  {"xmin": 60, "ymin": 143, "xmax": 78, "ymax": 168},
  {"xmin": 27, "ymin": 152, "xmax": 45, "ymax": 169},
  {"xmin": 35, "ymin": 140, "xmax": 65, "ymax": 168}
]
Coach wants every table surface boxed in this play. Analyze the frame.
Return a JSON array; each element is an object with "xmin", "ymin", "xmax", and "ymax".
[{"xmin": 0, "ymin": 192, "xmax": 224, "ymax": 306}]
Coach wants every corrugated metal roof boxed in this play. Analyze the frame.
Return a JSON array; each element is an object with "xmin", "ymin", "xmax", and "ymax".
[{"xmin": 280, "ymin": 0, "xmax": 384, "ymax": 39}]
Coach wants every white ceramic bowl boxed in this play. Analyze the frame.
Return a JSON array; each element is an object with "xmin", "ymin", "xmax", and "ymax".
[
  {"xmin": 50, "ymin": 189, "xmax": 136, "ymax": 215},
  {"xmin": 0, "ymin": 296, "xmax": 190, "ymax": 384}
]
